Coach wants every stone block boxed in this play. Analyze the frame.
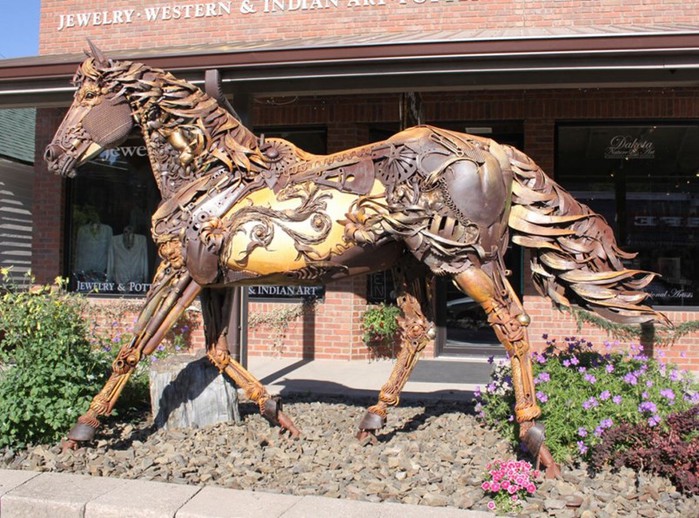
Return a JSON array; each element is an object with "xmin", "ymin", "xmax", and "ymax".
[
  {"xmin": 0, "ymin": 469, "xmax": 40, "ymax": 498},
  {"xmin": 176, "ymin": 486, "xmax": 300, "ymax": 518},
  {"xmin": 149, "ymin": 353, "xmax": 241, "ymax": 430},
  {"xmin": 1, "ymin": 472, "xmax": 126, "ymax": 518},
  {"xmin": 86, "ymin": 478, "xmax": 201, "ymax": 518}
]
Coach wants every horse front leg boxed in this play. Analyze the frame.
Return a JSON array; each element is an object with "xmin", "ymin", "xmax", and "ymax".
[
  {"xmin": 200, "ymin": 287, "xmax": 300, "ymax": 437},
  {"xmin": 357, "ymin": 262, "xmax": 434, "ymax": 442},
  {"xmin": 64, "ymin": 265, "xmax": 201, "ymax": 449},
  {"xmin": 454, "ymin": 265, "xmax": 561, "ymax": 479}
]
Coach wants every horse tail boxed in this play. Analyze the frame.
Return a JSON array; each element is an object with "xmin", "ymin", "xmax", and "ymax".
[{"xmin": 504, "ymin": 146, "xmax": 671, "ymax": 327}]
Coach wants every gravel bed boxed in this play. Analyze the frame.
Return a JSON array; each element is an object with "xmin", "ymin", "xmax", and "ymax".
[{"xmin": 2, "ymin": 394, "xmax": 697, "ymax": 517}]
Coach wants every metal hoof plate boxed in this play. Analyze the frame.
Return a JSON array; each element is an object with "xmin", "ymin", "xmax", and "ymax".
[
  {"xmin": 358, "ymin": 410, "xmax": 385, "ymax": 432},
  {"xmin": 67, "ymin": 422, "xmax": 97, "ymax": 442},
  {"xmin": 522, "ymin": 422, "xmax": 546, "ymax": 458}
]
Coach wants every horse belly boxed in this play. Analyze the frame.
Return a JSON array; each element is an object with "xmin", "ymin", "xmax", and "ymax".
[{"xmin": 219, "ymin": 182, "xmax": 387, "ymax": 279}]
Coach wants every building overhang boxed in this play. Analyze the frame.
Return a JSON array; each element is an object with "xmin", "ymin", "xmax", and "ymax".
[{"xmin": 2, "ymin": 27, "xmax": 699, "ymax": 108}]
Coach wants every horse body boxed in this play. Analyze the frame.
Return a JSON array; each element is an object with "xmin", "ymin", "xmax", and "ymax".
[{"xmin": 44, "ymin": 43, "xmax": 669, "ymax": 478}]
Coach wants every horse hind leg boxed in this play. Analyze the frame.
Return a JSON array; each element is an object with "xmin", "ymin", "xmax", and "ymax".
[
  {"xmin": 202, "ymin": 288, "xmax": 300, "ymax": 437},
  {"xmin": 357, "ymin": 260, "xmax": 434, "ymax": 441},
  {"xmin": 453, "ymin": 264, "xmax": 561, "ymax": 478}
]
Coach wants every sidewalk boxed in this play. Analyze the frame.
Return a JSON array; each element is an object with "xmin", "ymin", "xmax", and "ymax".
[
  {"xmin": 0, "ymin": 469, "xmax": 493, "ymax": 517},
  {"xmin": 0, "ymin": 356, "xmax": 495, "ymax": 518},
  {"xmin": 247, "ymin": 355, "xmax": 492, "ymax": 402}
]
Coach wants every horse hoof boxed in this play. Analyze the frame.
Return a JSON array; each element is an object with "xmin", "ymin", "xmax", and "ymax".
[
  {"xmin": 277, "ymin": 410, "xmax": 301, "ymax": 439},
  {"xmin": 61, "ymin": 438, "xmax": 80, "ymax": 452},
  {"xmin": 356, "ymin": 430, "xmax": 378, "ymax": 445}
]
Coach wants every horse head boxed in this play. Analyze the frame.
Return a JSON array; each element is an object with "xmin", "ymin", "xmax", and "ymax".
[{"xmin": 45, "ymin": 41, "xmax": 135, "ymax": 178}]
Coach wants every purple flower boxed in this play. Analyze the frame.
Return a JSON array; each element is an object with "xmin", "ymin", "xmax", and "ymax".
[
  {"xmin": 612, "ymin": 395, "xmax": 623, "ymax": 405},
  {"xmin": 536, "ymin": 391, "xmax": 548, "ymax": 403},
  {"xmin": 599, "ymin": 390, "xmax": 611, "ymax": 401},
  {"xmin": 584, "ymin": 373, "xmax": 597, "ymax": 384},
  {"xmin": 660, "ymin": 388, "xmax": 675, "ymax": 401},
  {"xmin": 594, "ymin": 426, "xmax": 604, "ymax": 437},
  {"xmin": 600, "ymin": 418, "xmax": 613, "ymax": 428},
  {"xmin": 605, "ymin": 364, "xmax": 615, "ymax": 374},
  {"xmin": 638, "ymin": 401, "xmax": 657, "ymax": 414},
  {"xmin": 562, "ymin": 359, "xmax": 571, "ymax": 367},
  {"xmin": 680, "ymin": 351, "xmax": 687, "ymax": 358},
  {"xmin": 570, "ymin": 357, "xmax": 579, "ymax": 366},
  {"xmin": 582, "ymin": 397, "xmax": 599, "ymax": 410},
  {"xmin": 623, "ymin": 373, "xmax": 638, "ymax": 385},
  {"xmin": 578, "ymin": 366, "xmax": 587, "ymax": 374},
  {"xmin": 577, "ymin": 441, "xmax": 588, "ymax": 454},
  {"xmin": 669, "ymin": 369, "xmax": 681, "ymax": 382},
  {"xmin": 538, "ymin": 372, "xmax": 551, "ymax": 383},
  {"xmin": 578, "ymin": 427, "xmax": 588, "ymax": 437},
  {"xmin": 642, "ymin": 391, "xmax": 649, "ymax": 400},
  {"xmin": 646, "ymin": 380, "xmax": 653, "ymax": 388},
  {"xmin": 487, "ymin": 356, "xmax": 494, "ymax": 364},
  {"xmin": 648, "ymin": 415, "xmax": 661, "ymax": 427}
]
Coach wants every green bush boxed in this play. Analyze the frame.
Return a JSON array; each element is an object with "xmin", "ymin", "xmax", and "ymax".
[
  {"xmin": 475, "ymin": 336, "xmax": 699, "ymax": 464},
  {"xmin": 0, "ymin": 277, "xmax": 108, "ymax": 449},
  {"xmin": 361, "ymin": 303, "xmax": 401, "ymax": 347}
]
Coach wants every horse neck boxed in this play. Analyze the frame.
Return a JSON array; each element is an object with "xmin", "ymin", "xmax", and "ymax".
[{"xmin": 135, "ymin": 91, "xmax": 261, "ymax": 201}]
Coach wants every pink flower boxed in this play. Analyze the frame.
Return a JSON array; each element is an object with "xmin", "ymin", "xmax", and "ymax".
[
  {"xmin": 487, "ymin": 501, "xmax": 496, "ymax": 510},
  {"xmin": 481, "ymin": 481, "xmax": 490, "ymax": 491},
  {"xmin": 508, "ymin": 485, "xmax": 517, "ymax": 495}
]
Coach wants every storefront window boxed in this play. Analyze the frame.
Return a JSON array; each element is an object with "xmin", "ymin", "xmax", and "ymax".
[
  {"xmin": 557, "ymin": 123, "xmax": 699, "ymax": 307},
  {"xmin": 66, "ymin": 136, "xmax": 159, "ymax": 295}
]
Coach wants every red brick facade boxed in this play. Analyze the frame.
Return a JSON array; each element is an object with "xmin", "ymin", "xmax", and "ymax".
[
  {"xmin": 33, "ymin": 1, "xmax": 699, "ymax": 372},
  {"xmin": 39, "ymin": 1, "xmax": 699, "ymax": 55}
]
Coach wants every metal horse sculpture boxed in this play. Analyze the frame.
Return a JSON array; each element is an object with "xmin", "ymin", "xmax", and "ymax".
[{"xmin": 45, "ymin": 43, "xmax": 670, "ymax": 478}]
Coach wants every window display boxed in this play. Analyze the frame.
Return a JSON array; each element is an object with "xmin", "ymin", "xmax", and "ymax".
[
  {"xmin": 67, "ymin": 137, "xmax": 159, "ymax": 294},
  {"xmin": 557, "ymin": 123, "xmax": 699, "ymax": 307}
]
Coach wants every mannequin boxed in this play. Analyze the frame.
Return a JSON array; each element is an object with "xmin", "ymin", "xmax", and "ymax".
[
  {"xmin": 109, "ymin": 225, "xmax": 148, "ymax": 285},
  {"xmin": 75, "ymin": 217, "xmax": 113, "ymax": 281}
]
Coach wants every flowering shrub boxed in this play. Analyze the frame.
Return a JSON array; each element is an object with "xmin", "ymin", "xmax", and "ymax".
[
  {"xmin": 91, "ymin": 308, "xmax": 198, "ymax": 413},
  {"xmin": 0, "ymin": 276, "xmax": 108, "ymax": 448},
  {"xmin": 481, "ymin": 459, "xmax": 540, "ymax": 514},
  {"xmin": 361, "ymin": 304, "xmax": 400, "ymax": 347},
  {"xmin": 475, "ymin": 336, "xmax": 699, "ymax": 464}
]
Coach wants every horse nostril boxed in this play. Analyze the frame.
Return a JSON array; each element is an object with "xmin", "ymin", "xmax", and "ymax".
[{"xmin": 44, "ymin": 144, "xmax": 60, "ymax": 163}]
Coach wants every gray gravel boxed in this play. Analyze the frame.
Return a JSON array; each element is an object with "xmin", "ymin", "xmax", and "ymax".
[{"xmin": 2, "ymin": 395, "xmax": 698, "ymax": 517}]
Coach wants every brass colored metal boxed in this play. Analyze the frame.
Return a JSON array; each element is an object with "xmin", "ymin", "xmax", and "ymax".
[{"xmin": 46, "ymin": 45, "xmax": 670, "ymax": 475}]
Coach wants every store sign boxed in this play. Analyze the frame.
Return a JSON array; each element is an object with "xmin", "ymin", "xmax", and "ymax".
[
  {"xmin": 56, "ymin": 0, "xmax": 468, "ymax": 30},
  {"xmin": 248, "ymin": 285, "xmax": 325, "ymax": 299},
  {"xmin": 604, "ymin": 135, "xmax": 655, "ymax": 160},
  {"xmin": 75, "ymin": 280, "xmax": 152, "ymax": 294},
  {"xmin": 634, "ymin": 216, "xmax": 699, "ymax": 228}
]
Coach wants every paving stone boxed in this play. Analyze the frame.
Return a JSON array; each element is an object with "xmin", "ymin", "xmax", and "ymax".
[
  {"xmin": 282, "ymin": 495, "xmax": 492, "ymax": 518},
  {"xmin": 1, "ymin": 472, "xmax": 126, "ymax": 518},
  {"xmin": 0, "ymin": 469, "xmax": 40, "ymax": 498},
  {"xmin": 176, "ymin": 486, "xmax": 301, "ymax": 518},
  {"xmin": 86, "ymin": 478, "xmax": 201, "ymax": 518}
]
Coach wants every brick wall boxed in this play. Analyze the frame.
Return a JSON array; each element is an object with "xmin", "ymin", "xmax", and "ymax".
[
  {"xmin": 39, "ymin": 1, "xmax": 699, "ymax": 56},
  {"xmin": 32, "ymin": 108, "xmax": 66, "ymax": 284}
]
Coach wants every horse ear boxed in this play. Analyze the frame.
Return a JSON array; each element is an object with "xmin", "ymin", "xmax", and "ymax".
[{"xmin": 85, "ymin": 39, "xmax": 108, "ymax": 67}]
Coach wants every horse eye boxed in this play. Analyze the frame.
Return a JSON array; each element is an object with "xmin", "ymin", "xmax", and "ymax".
[{"xmin": 85, "ymin": 92, "xmax": 96, "ymax": 100}]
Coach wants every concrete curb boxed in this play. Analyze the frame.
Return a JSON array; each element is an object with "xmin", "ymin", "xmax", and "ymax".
[{"xmin": 0, "ymin": 469, "xmax": 494, "ymax": 518}]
